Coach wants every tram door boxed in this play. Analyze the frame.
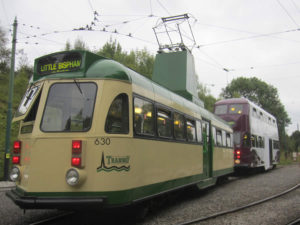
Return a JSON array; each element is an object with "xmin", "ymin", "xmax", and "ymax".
[{"xmin": 202, "ymin": 120, "xmax": 212, "ymax": 178}]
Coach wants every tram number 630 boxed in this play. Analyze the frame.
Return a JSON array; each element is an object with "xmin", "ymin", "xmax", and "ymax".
[{"xmin": 95, "ymin": 137, "xmax": 111, "ymax": 146}]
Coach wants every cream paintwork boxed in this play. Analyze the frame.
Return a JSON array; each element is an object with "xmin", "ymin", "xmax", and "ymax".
[
  {"xmin": 16, "ymin": 78, "xmax": 232, "ymax": 194},
  {"xmin": 213, "ymin": 147, "xmax": 234, "ymax": 171}
]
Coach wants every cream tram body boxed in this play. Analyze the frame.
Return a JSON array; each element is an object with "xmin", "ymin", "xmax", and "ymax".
[{"xmin": 7, "ymin": 51, "xmax": 234, "ymax": 209}]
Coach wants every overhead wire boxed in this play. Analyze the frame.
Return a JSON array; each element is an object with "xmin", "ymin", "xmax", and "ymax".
[
  {"xmin": 156, "ymin": 0, "xmax": 171, "ymax": 16},
  {"xmin": 276, "ymin": 0, "xmax": 300, "ymax": 28},
  {"xmin": 197, "ymin": 27, "xmax": 300, "ymax": 47}
]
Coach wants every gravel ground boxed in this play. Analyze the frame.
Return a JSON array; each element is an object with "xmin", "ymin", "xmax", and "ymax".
[
  {"xmin": 0, "ymin": 164, "xmax": 299, "ymax": 225},
  {"xmin": 138, "ymin": 164, "xmax": 300, "ymax": 225}
]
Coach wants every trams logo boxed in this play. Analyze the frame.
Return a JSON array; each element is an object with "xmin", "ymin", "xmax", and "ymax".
[{"xmin": 97, "ymin": 152, "xmax": 130, "ymax": 172}]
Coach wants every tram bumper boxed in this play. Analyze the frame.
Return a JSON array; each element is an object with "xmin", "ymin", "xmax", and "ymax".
[{"xmin": 6, "ymin": 189, "xmax": 106, "ymax": 210}]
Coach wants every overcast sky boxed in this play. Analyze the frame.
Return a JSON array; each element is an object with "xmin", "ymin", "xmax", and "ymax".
[{"xmin": 1, "ymin": 0, "xmax": 300, "ymax": 135}]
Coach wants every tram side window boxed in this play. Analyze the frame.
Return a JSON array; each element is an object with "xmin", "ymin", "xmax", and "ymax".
[
  {"xmin": 134, "ymin": 97, "xmax": 154, "ymax": 136},
  {"xmin": 216, "ymin": 130, "xmax": 222, "ymax": 146},
  {"xmin": 174, "ymin": 112, "xmax": 185, "ymax": 140},
  {"xmin": 196, "ymin": 121, "xmax": 202, "ymax": 143},
  {"xmin": 222, "ymin": 130, "xmax": 226, "ymax": 147},
  {"xmin": 186, "ymin": 119, "xmax": 196, "ymax": 142},
  {"xmin": 157, "ymin": 108, "xmax": 172, "ymax": 138},
  {"xmin": 212, "ymin": 126, "xmax": 217, "ymax": 145},
  {"xmin": 226, "ymin": 133, "xmax": 232, "ymax": 147},
  {"xmin": 105, "ymin": 94, "xmax": 129, "ymax": 134}
]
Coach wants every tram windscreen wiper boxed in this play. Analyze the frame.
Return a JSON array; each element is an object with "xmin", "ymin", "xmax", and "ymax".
[{"xmin": 73, "ymin": 79, "xmax": 83, "ymax": 95}]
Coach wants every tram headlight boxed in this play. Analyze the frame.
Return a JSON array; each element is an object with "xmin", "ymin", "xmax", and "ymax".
[
  {"xmin": 65, "ymin": 168, "xmax": 86, "ymax": 186},
  {"xmin": 66, "ymin": 168, "xmax": 80, "ymax": 186},
  {"xmin": 9, "ymin": 166, "xmax": 20, "ymax": 182}
]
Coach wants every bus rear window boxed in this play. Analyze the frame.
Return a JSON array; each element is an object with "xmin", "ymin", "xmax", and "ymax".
[
  {"xmin": 215, "ymin": 105, "xmax": 227, "ymax": 115},
  {"xmin": 41, "ymin": 82, "xmax": 97, "ymax": 132}
]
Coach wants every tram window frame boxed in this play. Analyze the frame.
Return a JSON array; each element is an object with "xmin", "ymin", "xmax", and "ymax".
[
  {"xmin": 216, "ymin": 130, "xmax": 222, "ymax": 146},
  {"xmin": 222, "ymin": 130, "xmax": 226, "ymax": 147},
  {"xmin": 226, "ymin": 133, "xmax": 231, "ymax": 147},
  {"xmin": 229, "ymin": 104, "xmax": 243, "ymax": 114},
  {"xmin": 196, "ymin": 120, "xmax": 202, "ymax": 143},
  {"xmin": 186, "ymin": 119, "xmax": 196, "ymax": 142},
  {"xmin": 133, "ymin": 96, "xmax": 155, "ymax": 136},
  {"xmin": 156, "ymin": 107, "xmax": 172, "ymax": 139},
  {"xmin": 40, "ymin": 82, "xmax": 97, "ymax": 132},
  {"xmin": 174, "ymin": 112, "xmax": 186, "ymax": 141},
  {"xmin": 105, "ymin": 93, "xmax": 129, "ymax": 134},
  {"xmin": 212, "ymin": 126, "xmax": 217, "ymax": 145},
  {"xmin": 24, "ymin": 92, "xmax": 41, "ymax": 123},
  {"xmin": 202, "ymin": 121, "xmax": 210, "ymax": 143}
]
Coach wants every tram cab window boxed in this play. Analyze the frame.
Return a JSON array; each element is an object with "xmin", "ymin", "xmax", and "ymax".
[
  {"xmin": 157, "ymin": 109, "xmax": 172, "ymax": 138},
  {"xmin": 196, "ymin": 121, "xmax": 202, "ymax": 143},
  {"xmin": 186, "ymin": 119, "xmax": 196, "ymax": 142},
  {"xmin": 216, "ymin": 130, "xmax": 222, "ymax": 146},
  {"xmin": 105, "ymin": 94, "xmax": 129, "ymax": 134},
  {"xmin": 215, "ymin": 105, "xmax": 227, "ymax": 115},
  {"xmin": 41, "ymin": 82, "xmax": 97, "ymax": 132},
  {"xmin": 229, "ymin": 104, "xmax": 243, "ymax": 114},
  {"xmin": 134, "ymin": 97, "xmax": 154, "ymax": 136},
  {"xmin": 174, "ymin": 112, "xmax": 185, "ymax": 140}
]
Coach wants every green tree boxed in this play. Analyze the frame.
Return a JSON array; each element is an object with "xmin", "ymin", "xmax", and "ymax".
[
  {"xmin": 220, "ymin": 77, "xmax": 290, "ymax": 150},
  {"xmin": 291, "ymin": 130, "xmax": 300, "ymax": 152},
  {"xmin": 197, "ymin": 83, "xmax": 217, "ymax": 112},
  {"xmin": 96, "ymin": 38, "xmax": 154, "ymax": 78},
  {"xmin": 0, "ymin": 26, "xmax": 10, "ymax": 73}
]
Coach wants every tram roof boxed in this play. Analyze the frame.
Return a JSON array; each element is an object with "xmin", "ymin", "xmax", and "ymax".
[{"xmin": 33, "ymin": 50, "xmax": 231, "ymax": 130}]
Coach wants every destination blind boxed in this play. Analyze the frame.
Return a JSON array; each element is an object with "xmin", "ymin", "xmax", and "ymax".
[{"xmin": 36, "ymin": 52, "xmax": 82, "ymax": 76}]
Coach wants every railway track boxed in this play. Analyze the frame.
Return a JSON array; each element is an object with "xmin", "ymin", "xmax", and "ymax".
[
  {"xmin": 28, "ymin": 212, "xmax": 74, "ymax": 225},
  {"xmin": 0, "ymin": 184, "xmax": 15, "ymax": 192},
  {"xmin": 175, "ymin": 182, "xmax": 300, "ymax": 225}
]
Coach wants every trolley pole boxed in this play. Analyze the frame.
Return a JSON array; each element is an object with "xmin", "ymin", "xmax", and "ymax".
[{"xmin": 4, "ymin": 17, "xmax": 18, "ymax": 181}]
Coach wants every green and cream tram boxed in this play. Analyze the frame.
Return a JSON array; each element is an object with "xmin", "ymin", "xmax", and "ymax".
[{"xmin": 7, "ymin": 49, "xmax": 234, "ymax": 209}]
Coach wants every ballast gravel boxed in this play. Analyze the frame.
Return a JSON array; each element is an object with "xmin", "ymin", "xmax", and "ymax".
[
  {"xmin": 139, "ymin": 164, "xmax": 300, "ymax": 225},
  {"xmin": 0, "ymin": 164, "xmax": 299, "ymax": 225}
]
